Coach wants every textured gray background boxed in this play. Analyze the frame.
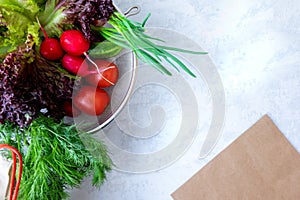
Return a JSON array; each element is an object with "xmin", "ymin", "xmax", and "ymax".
[{"xmin": 70, "ymin": 0, "xmax": 300, "ymax": 199}]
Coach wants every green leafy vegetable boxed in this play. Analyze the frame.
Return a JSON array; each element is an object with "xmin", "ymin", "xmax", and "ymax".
[
  {"xmin": 0, "ymin": 0, "xmax": 68, "ymax": 56},
  {"xmin": 0, "ymin": 115, "xmax": 112, "ymax": 200},
  {"xmin": 0, "ymin": 0, "xmax": 41, "ymax": 52},
  {"xmin": 94, "ymin": 12, "xmax": 208, "ymax": 77},
  {"xmin": 88, "ymin": 40, "xmax": 123, "ymax": 58},
  {"xmin": 0, "ymin": 34, "xmax": 74, "ymax": 127},
  {"xmin": 38, "ymin": 0, "xmax": 71, "ymax": 38}
]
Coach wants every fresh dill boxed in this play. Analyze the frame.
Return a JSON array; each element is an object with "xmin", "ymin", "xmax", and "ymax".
[{"xmin": 0, "ymin": 115, "xmax": 112, "ymax": 200}]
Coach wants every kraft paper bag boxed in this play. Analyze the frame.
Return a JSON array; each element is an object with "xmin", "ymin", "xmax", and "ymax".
[{"xmin": 172, "ymin": 115, "xmax": 300, "ymax": 200}]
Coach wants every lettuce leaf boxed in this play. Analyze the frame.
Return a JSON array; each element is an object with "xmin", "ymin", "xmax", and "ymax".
[
  {"xmin": 0, "ymin": 0, "xmax": 39, "ymax": 53},
  {"xmin": 38, "ymin": 0, "xmax": 70, "ymax": 38},
  {"xmin": 0, "ymin": 21, "xmax": 10, "ymax": 60},
  {"xmin": 0, "ymin": 0, "xmax": 42, "ymax": 57},
  {"xmin": 0, "ymin": 0, "xmax": 41, "ymax": 23}
]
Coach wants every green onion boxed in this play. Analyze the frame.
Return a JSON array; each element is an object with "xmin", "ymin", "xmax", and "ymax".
[{"xmin": 93, "ymin": 12, "xmax": 207, "ymax": 77}]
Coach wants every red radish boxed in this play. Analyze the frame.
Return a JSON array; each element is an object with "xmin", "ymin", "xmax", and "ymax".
[
  {"xmin": 63, "ymin": 100, "xmax": 81, "ymax": 117},
  {"xmin": 60, "ymin": 30, "xmax": 115, "ymax": 85},
  {"xmin": 40, "ymin": 39, "xmax": 64, "ymax": 60},
  {"xmin": 60, "ymin": 30, "xmax": 90, "ymax": 56},
  {"xmin": 74, "ymin": 86, "xmax": 110, "ymax": 116},
  {"xmin": 85, "ymin": 60, "xmax": 119, "ymax": 88},
  {"xmin": 62, "ymin": 54, "xmax": 89, "ymax": 76},
  {"xmin": 37, "ymin": 18, "xmax": 64, "ymax": 61}
]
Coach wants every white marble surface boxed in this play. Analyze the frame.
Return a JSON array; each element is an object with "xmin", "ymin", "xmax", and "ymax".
[{"xmin": 70, "ymin": 0, "xmax": 300, "ymax": 199}]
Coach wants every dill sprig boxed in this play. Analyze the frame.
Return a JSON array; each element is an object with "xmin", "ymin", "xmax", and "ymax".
[
  {"xmin": 94, "ymin": 12, "xmax": 207, "ymax": 77},
  {"xmin": 0, "ymin": 115, "xmax": 112, "ymax": 200}
]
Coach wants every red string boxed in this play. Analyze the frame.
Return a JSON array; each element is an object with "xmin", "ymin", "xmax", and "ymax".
[{"xmin": 0, "ymin": 144, "xmax": 23, "ymax": 200}]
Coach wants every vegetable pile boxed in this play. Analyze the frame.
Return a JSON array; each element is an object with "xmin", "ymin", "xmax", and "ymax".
[
  {"xmin": 0, "ymin": 34, "xmax": 75, "ymax": 127},
  {"xmin": 0, "ymin": 0, "xmax": 206, "ymax": 199}
]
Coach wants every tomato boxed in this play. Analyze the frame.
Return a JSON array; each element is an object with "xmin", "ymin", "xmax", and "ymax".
[
  {"xmin": 85, "ymin": 60, "xmax": 119, "ymax": 88},
  {"xmin": 74, "ymin": 86, "xmax": 110, "ymax": 116},
  {"xmin": 63, "ymin": 100, "xmax": 81, "ymax": 117}
]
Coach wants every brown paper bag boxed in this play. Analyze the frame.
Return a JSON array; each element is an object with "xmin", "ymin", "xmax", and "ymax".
[{"xmin": 172, "ymin": 115, "xmax": 300, "ymax": 200}]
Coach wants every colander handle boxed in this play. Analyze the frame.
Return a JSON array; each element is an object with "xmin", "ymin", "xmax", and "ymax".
[{"xmin": 124, "ymin": 6, "xmax": 141, "ymax": 17}]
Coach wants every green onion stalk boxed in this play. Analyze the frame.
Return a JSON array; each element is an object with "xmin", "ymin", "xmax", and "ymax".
[{"xmin": 95, "ymin": 12, "xmax": 208, "ymax": 77}]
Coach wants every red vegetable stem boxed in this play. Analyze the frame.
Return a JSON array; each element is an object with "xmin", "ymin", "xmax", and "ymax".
[{"xmin": 36, "ymin": 17, "xmax": 49, "ymax": 39}]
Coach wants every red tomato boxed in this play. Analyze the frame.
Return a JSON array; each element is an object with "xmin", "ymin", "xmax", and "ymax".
[
  {"xmin": 63, "ymin": 100, "xmax": 81, "ymax": 117},
  {"xmin": 74, "ymin": 86, "xmax": 110, "ymax": 116},
  {"xmin": 85, "ymin": 60, "xmax": 119, "ymax": 88}
]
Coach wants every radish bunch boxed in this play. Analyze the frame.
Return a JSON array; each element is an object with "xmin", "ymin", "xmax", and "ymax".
[{"xmin": 39, "ymin": 27, "xmax": 119, "ymax": 117}]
